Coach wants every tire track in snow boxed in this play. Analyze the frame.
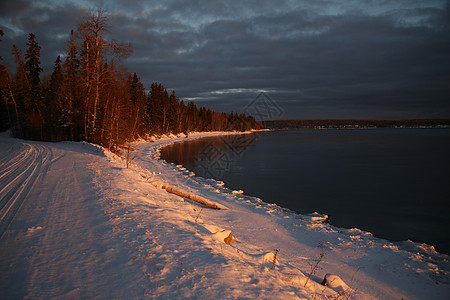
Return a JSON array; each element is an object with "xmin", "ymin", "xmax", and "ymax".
[
  {"xmin": 0, "ymin": 144, "xmax": 35, "ymax": 210},
  {"xmin": 0, "ymin": 142, "xmax": 52, "ymax": 240}
]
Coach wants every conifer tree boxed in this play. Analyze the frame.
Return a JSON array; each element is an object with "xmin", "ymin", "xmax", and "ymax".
[
  {"xmin": 22, "ymin": 33, "xmax": 44, "ymax": 139},
  {"xmin": 25, "ymin": 33, "xmax": 43, "ymax": 116},
  {"xmin": 48, "ymin": 56, "xmax": 64, "ymax": 106},
  {"xmin": 0, "ymin": 29, "xmax": 10, "ymax": 131},
  {"xmin": 10, "ymin": 45, "xmax": 30, "ymax": 137},
  {"xmin": 46, "ymin": 56, "xmax": 66, "ymax": 140},
  {"xmin": 128, "ymin": 72, "xmax": 146, "ymax": 136},
  {"xmin": 63, "ymin": 30, "xmax": 80, "ymax": 140}
]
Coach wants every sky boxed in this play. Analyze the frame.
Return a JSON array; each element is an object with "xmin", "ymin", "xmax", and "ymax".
[{"xmin": 1, "ymin": 0, "xmax": 449, "ymax": 120}]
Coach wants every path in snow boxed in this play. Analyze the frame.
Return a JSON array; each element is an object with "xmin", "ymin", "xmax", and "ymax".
[
  {"xmin": 0, "ymin": 141, "xmax": 49, "ymax": 238},
  {"xmin": 0, "ymin": 135, "xmax": 146, "ymax": 299}
]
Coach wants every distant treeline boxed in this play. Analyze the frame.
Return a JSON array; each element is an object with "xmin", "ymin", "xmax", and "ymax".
[
  {"xmin": 264, "ymin": 119, "xmax": 450, "ymax": 129},
  {"xmin": 0, "ymin": 11, "xmax": 260, "ymax": 152}
]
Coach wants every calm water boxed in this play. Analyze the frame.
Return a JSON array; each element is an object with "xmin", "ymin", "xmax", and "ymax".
[{"xmin": 160, "ymin": 129, "xmax": 450, "ymax": 254}]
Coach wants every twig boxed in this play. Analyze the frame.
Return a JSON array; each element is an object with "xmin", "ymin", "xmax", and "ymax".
[
  {"xmin": 304, "ymin": 243, "xmax": 325, "ymax": 287},
  {"xmin": 194, "ymin": 208, "xmax": 203, "ymax": 223},
  {"xmin": 271, "ymin": 248, "xmax": 280, "ymax": 269}
]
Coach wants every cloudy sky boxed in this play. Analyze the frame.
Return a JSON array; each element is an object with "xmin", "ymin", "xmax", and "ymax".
[{"xmin": 1, "ymin": 0, "xmax": 449, "ymax": 119}]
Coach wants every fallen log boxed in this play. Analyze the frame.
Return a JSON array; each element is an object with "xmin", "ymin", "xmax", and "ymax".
[
  {"xmin": 141, "ymin": 173, "xmax": 223, "ymax": 209},
  {"xmin": 161, "ymin": 184, "xmax": 222, "ymax": 210}
]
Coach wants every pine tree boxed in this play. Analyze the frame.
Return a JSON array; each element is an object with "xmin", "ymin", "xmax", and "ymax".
[
  {"xmin": 63, "ymin": 30, "xmax": 80, "ymax": 140},
  {"xmin": 147, "ymin": 82, "xmax": 167, "ymax": 134},
  {"xmin": 128, "ymin": 72, "xmax": 146, "ymax": 136},
  {"xmin": 10, "ymin": 45, "xmax": 31, "ymax": 137},
  {"xmin": 0, "ymin": 29, "xmax": 10, "ymax": 131},
  {"xmin": 0, "ymin": 29, "xmax": 3, "ymax": 61},
  {"xmin": 46, "ymin": 56, "xmax": 65, "ymax": 140},
  {"xmin": 49, "ymin": 56, "xmax": 64, "ymax": 105},
  {"xmin": 22, "ymin": 33, "xmax": 44, "ymax": 139},
  {"xmin": 25, "ymin": 33, "xmax": 43, "ymax": 116},
  {"xmin": 168, "ymin": 90, "xmax": 179, "ymax": 133}
]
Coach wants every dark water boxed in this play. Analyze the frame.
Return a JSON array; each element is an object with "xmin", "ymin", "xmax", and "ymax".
[{"xmin": 160, "ymin": 129, "xmax": 450, "ymax": 254}]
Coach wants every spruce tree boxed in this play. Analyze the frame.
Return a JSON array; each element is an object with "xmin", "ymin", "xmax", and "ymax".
[
  {"xmin": 47, "ymin": 56, "xmax": 66, "ymax": 140},
  {"xmin": 22, "ymin": 33, "xmax": 44, "ymax": 139},
  {"xmin": 25, "ymin": 33, "xmax": 43, "ymax": 114},
  {"xmin": 0, "ymin": 30, "xmax": 10, "ymax": 131},
  {"xmin": 10, "ymin": 45, "xmax": 30, "ymax": 137},
  {"xmin": 63, "ymin": 30, "xmax": 81, "ymax": 140}
]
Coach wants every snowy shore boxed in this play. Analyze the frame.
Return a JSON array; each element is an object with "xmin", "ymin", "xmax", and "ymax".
[{"xmin": 0, "ymin": 130, "xmax": 449, "ymax": 299}]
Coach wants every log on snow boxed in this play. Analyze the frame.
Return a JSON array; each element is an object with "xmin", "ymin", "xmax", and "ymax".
[{"xmin": 161, "ymin": 184, "xmax": 222, "ymax": 210}]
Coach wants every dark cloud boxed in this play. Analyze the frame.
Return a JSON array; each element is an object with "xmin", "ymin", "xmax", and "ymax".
[
  {"xmin": 0, "ymin": 0, "xmax": 31, "ymax": 17},
  {"xmin": 1, "ymin": 0, "xmax": 449, "ymax": 119}
]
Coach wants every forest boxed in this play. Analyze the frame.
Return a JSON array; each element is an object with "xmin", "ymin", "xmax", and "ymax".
[{"xmin": 0, "ymin": 11, "xmax": 261, "ymax": 152}]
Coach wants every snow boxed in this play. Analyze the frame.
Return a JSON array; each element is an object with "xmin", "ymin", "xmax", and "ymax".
[
  {"xmin": 1, "ymin": 130, "xmax": 449, "ymax": 299},
  {"xmin": 321, "ymin": 274, "xmax": 352, "ymax": 294}
]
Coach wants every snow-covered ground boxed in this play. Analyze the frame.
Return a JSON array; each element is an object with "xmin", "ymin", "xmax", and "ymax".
[{"xmin": 0, "ymin": 130, "xmax": 449, "ymax": 299}]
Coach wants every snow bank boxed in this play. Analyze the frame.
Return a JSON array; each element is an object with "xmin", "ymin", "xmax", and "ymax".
[
  {"xmin": 1, "ymin": 130, "xmax": 449, "ymax": 299},
  {"xmin": 118, "ymin": 131, "xmax": 449, "ymax": 299}
]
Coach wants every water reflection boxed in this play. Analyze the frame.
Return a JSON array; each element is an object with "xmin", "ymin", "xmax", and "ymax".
[{"xmin": 160, "ymin": 133, "xmax": 258, "ymax": 178}]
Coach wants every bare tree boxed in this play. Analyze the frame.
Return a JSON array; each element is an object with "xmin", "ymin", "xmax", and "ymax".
[{"xmin": 77, "ymin": 10, "xmax": 132, "ymax": 142}]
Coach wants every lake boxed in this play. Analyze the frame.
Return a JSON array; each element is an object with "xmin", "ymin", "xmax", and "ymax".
[{"xmin": 160, "ymin": 129, "xmax": 450, "ymax": 255}]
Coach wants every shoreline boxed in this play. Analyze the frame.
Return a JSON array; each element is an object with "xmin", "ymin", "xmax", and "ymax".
[
  {"xmin": 148, "ymin": 129, "xmax": 450, "ymax": 257},
  {"xmin": 130, "ymin": 131, "xmax": 450, "ymax": 297},
  {"xmin": 1, "ymin": 130, "xmax": 449, "ymax": 298}
]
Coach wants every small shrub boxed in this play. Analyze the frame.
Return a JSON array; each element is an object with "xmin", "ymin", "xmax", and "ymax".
[{"xmin": 304, "ymin": 242, "xmax": 325, "ymax": 287}]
